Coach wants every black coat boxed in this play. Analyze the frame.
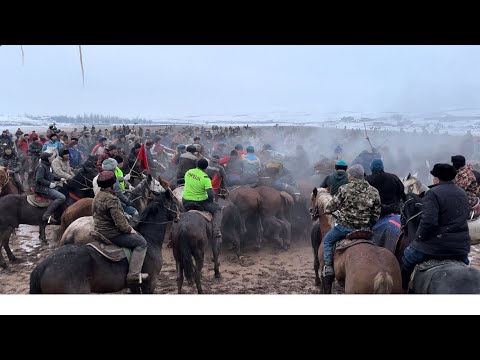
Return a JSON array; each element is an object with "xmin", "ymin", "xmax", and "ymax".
[
  {"xmin": 34, "ymin": 161, "xmax": 61, "ymax": 194},
  {"xmin": 411, "ymin": 182, "xmax": 471, "ymax": 257},
  {"xmin": 366, "ymin": 171, "xmax": 406, "ymax": 217}
]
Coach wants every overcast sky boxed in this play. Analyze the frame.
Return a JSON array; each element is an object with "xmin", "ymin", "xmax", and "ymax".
[{"xmin": 1, "ymin": 45, "xmax": 480, "ymax": 119}]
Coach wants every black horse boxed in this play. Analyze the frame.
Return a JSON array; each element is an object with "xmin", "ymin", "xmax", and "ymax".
[
  {"xmin": 0, "ymin": 163, "xmax": 98, "ymax": 269},
  {"xmin": 29, "ymin": 191, "xmax": 177, "ymax": 294},
  {"xmin": 173, "ymin": 211, "xmax": 222, "ymax": 294},
  {"xmin": 397, "ymin": 193, "xmax": 480, "ymax": 294}
]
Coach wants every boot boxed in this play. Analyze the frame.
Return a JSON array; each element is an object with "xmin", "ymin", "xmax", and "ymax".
[
  {"xmin": 212, "ymin": 211, "xmax": 222, "ymax": 241},
  {"xmin": 127, "ymin": 248, "xmax": 150, "ymax": 285},
  {"xmin": 42, "ymin": 198, "xmax": 64, "ymax": 224},
  {"xmin": 322, "ymin": 264, "xmax": 335, "ymax": 277}
]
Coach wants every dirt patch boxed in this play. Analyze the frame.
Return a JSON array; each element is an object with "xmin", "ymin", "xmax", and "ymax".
[{"xmin": 1, "ymin": 225, "xmax": 480, "ymax": 294}]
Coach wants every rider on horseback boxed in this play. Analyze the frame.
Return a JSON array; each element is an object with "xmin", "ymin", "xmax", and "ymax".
[
  {"xmin": 320, "ymin": 160, "xmax": 349, "ymax": 196},
  {"xmin": 33, "ymin": 152, "xmax": 67, "ymax": 224},
  {"xmin": 400, "ymin": 163, "xmax": 471, "ymax": 292},
  {"xmin": 322, "ymin": 164, "xmax": 382, "ymax": 277},
  {"xmin": 366, "ymin": 159, "xmax": 406, "ymax": 217},
  {"xmin": 451, "ymin": 155, "xmax": 480, "ymax": 210},
  {"xmin": 182, "ymin": 158, "xmax": 222, "ymax": 241},
  {"xmin": 0, "ymin": 146, "xmax": 24, "ymax": 194},
  {"xmin": 93, "ymin": 171, "xmax": 149, "ymax": 285}
]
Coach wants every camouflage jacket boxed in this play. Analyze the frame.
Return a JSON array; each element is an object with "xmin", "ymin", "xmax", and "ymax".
[
  {"xmin": 92, "ymin": 190, "xmax": 132, "ymax": 240},
  {"xmin": 325, "ymin": 178, "xmax": 381, "ymax": 229},
  {"xmin": 454, "ymin": 165, "xmax": 479, "ymax": 207}
]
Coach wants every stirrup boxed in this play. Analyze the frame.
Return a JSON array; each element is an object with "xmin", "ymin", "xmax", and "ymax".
[
  {"xmin": 127, "ymin": 273, "xmax": 149, "ymax": 285},
  {"xmin": 322, "ymin": 265, "xmax": 334, "ymax": 277}
]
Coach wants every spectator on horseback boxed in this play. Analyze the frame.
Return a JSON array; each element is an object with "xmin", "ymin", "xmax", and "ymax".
[
  {"xmin": 323, "ymin": 164, "xmax": 381, "ymax": 278},
  {"xmin": 176, "ymin": 145, "xmax": 198, "ymax": 186},
  {"xmin": 41, "ymin": 133, "xmax": 63, "ymax": 159},
  {"xmin": 351, "ymin": 148, "xmax": 382, "ymax": 176},
  {"xmin": 212, "ymin": 142, "xmax": 228, "ymax": 159},
  {"xmin": 68, "ymin": 141, "xmax": 82, "ymax": 169},
  {"xmin": 33, "ymin": 152, "xmax": 66, "ymax": 224},
  {"xmin": 91, "ymin": 137, "xmax": 108, "ymax": 157},
  {"xmin": 0, "ymin": 130, "xmax": 13, "ymax": 148},
  {"xmin": 28, "ymin": 137, "xmax": 43, "ymax": 170},
  {"xmin": 113, "ymin": 155, "xmax": 133, "ymax": 192},
  {"xmin": 182, "ymin": 158, "xmax": 222, "ymax": 241},
  {"xmin": 0, "ymin": 146, "xmax": 24, "ymax": 193},
  {"xmin": 452, "ymin": 155, "xmax": 480, "ymax": 209},
  {"xmin": 366, "ymin": 159, "xmax": 406, "ymax": 217},
  {"xmin": 52, "ymin": 149, "xmax": 75, "ymax": 181},
  {"xmin": 18, "ymin": 135, "xmax": 29, "ymax": 154},
  {"xmin": 400, "ymin": 164, "xmax": 471, "ymax": 292},
  {"xmin": 242, "ymin": 145, "xmax": 261, "ymax": 185},
  {"xmin": 95, "ymin": 158, "xmax": 139, "ymax": 223},
  {"xmin": 206, "ymin": 154, "xmax": 227, "ymax": 195},
  {"xmin": 172, "ymin": 144, "xmax": 186, "ymax": 166},
  {"xmin": 264, "ymin": 162, "xmax": 301, "ymax": 201},
  {"xmin": 96, "ymin": 144, "xmax": 119, "ymax": 172},
  {"xmin": 224, "ymin": 150, "xmax": 244, "ymax": 186},
  {"xmin": 93, "ymin": 170, "xmax": 149, "ymax": 285},
  {"xmin": 234, "ymin": 144, "xmax": 247, "ymax": 159},
  {"xmin": 116, "ymin": 134, "xmax": 131, "ymax": 156},
  {"xmin": 320, "ymin": 160, "xmax": 349, "ymax": 196}
]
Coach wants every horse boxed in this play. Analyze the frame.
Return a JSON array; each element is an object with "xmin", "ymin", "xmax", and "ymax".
[
  {"xmin": 29, "ymin": 191, "xmax": 177, "ymax": 294},
  {"xmin": 396, "ymin": 194, "xmax": 480, "ymax": 293},
  {"xmin": 0, "ymin": 164, "xmax": 98, "ymax": 269},
  {"xmin": 255, "ymin": 186, "xmax": 293, "ymax": 249},
  {"xmin": 309, "ymin": 187, "xmax": 402, "ymax": 293},
  {"xmin": 401, "ymin": 173, "xmax": 429, "ymax": 196},
  {"xmin": 173, "ymin": 210, "xmax": 222, "ymax": 294},
  {"xmin": 0, "ymin": 167, "xmax": 20, "ymax": 197},
  {"xmin": 54, "ymin": 175, "xmax": 167, "ymax": 243},
  {"xmin": 402, "ymin": 173, "xmax": 480, "ymax": 245},
  {"xmin": 229, "ymin": 186, "xmax": 264, "ymax": 249}
]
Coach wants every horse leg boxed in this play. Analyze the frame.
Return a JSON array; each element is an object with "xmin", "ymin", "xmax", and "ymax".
[
  {"xmin": 194, "ymin": 253, "xmax": 205, "ymax": 294},
  {"xmin": 311, "ymin": 223, "xmax": 321, "ymax": 286},
  {"xmin": 212, "ymin": 238, "xmax": 221, "ymax": 279},
  {"xmin": 39, "ymin": 225, "xmax": 47, "ymax": 244},
  {"xmin": 176, "ymin": 262, "xmax": 184, "ymax": 294}
]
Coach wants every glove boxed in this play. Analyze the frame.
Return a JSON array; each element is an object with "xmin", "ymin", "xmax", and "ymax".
[
  {"xmin": 124, "ymin": 173, "xmax": 131, "ymax": 181},
  {"xmin": 49, "ymin": 182, "xmax": 56, "ymax": 189},
  {"xmin": 129, "ymin": 185, "xmax": 135, "ymax": 191},
  {"xmin": 61, "ymin": 178, "xmax": 66, "ymax": 182}
]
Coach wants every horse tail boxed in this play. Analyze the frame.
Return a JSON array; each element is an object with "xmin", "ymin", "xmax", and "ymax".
[
  {"xmin": 29, "ymin": 265, "xmax": 44, "ymax": 294},
  {"xmin": 373, "ymin": 272, "xmax": 394, "ymax": 294},
  {"xmin": 178, "ymin": 227, "xmax": 195, "ymax": 283}
]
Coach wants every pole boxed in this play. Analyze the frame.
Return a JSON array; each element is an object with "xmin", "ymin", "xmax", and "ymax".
[{"xmin": 364, "ymin": 123, "xmax": 374, "ymax": 150}]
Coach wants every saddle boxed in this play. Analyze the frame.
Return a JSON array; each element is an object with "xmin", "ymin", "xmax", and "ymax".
[
  {"xmin": 86, "ymin": 232, "xmax": 132, "ymax": 263},
  {"xmin": 410, "ymin": 259, "xmax": 467, "ymax": 293},
  {"xmin": 27, "ymin": 190, "xmax": 53, "ymax": 208},
  {"xmin": 470, "ymin": 198, "xmax": 480, "ymax": 221},
  {"xmin": 188, "ymin": 210, "xmax": 213, "ymax": 222},
  {"xmin": 335, "ymin": 238, "xmax": 376, "ymax": 253},
  {"xmin": 346, "ymin": 229, "xmax": 374, "ymax": 240}
]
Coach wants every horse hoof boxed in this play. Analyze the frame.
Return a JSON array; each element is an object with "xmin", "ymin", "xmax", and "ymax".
[
  {"xmin": 214, "ymin": 273, "xmax": 222, "ymax": 279},
  {"xmin": 315, "ymin": 279, "xmax": 321, "ymax": 287}
]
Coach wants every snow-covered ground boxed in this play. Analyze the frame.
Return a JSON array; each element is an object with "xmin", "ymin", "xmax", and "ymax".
[{"xmin": 2, "ymin": 108, "xmax": 480, "ymax": 135}]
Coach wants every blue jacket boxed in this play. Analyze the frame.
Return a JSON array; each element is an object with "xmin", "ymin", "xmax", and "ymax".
[
  {"xmin": 69, "ymin": 148, "xmax": 82, "ymax": 167},
  {"xmin": 243, "ymin": 153, "xmax": 261, "ymax": 174},
  {"xmin": 42, "ymin": 140, "xmax": 64, "ymax": 155}
]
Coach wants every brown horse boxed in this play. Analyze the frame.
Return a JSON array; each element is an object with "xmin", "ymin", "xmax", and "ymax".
[
  {"xmin": 255, "ymin": 186, "xmax": 294, "ymax": 249},
  {"xmin": 309, "ymin": 188, "xmax": 402, "ymax": 294},
  {"xmin": 54, "ymin": 198, "xmax": 93, "ymax": 243},
  {"xmin": 229, "ymin": 186, "xmax": 263, "ymax": 249},
  {"xmin": 0, "ymin": 167, "xmax": 20, "ymax": 198}
]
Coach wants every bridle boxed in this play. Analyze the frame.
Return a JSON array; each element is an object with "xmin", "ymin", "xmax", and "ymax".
[{"xmin": 401, "ymin": 198, "xmax": 424, "ymax": 231}]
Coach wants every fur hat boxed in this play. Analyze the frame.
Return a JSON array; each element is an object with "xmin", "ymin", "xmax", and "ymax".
[
  {"xmin": 431, "ymin": 163, "xmax": 457, "ymax": 181},
  {"xmin": 102, "ymin": 158, "xmax": 118, "ymax": 171},
  {"xmin": 48, "ymin": 133, "xmax": 58, "ymax": 140},
  {"xmin": 451, "ymin": 155, "xmax": 466, "ymax": 170},
  {"xmin": 97, "ymin": 171, "xmax": 116, "ymax": 189},
  {"xmin": 347, "ymin": 164, "xmax": 365, "ymax": 179}
]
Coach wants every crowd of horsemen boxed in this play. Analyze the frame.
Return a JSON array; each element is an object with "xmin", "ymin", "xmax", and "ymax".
[{"xmin": 0, "ymin": 123, "xmax": 479, "ymax": 292}]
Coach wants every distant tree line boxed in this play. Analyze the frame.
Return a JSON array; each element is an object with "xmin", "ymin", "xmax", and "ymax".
[{"xmin": 25, "ymin": 113, "xmax": 152, "ymax": 125}]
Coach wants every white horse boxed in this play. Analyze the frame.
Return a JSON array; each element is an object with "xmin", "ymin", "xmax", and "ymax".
[{"xmin": 401, "ymin": 173, "xmax": 480, "ymax": 245}]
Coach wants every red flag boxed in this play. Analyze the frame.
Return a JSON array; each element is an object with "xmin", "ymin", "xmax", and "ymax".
[{"xmin": 137, "ymin": 144, "xmax": 150, "ymax": 173}]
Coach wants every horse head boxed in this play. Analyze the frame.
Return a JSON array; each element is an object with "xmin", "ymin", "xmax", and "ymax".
[
  {"xmin": 309, "ymin": 188, "xmax": 319, "ymax": 220},
  {"xmin": 402, "ymin": 172, "xmax": 428, "ymax": 195}
]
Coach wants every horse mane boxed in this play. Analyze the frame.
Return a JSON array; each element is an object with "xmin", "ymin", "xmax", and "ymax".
[{"xmin": 314, "ymin": 188, "xmax": 335, "ymax": 228}]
